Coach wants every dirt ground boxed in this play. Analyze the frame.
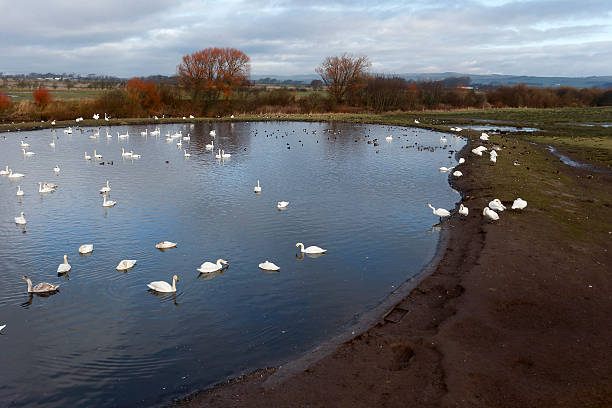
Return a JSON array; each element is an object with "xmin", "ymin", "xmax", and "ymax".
[{"xmin": 176, "ymin": 134, "xmax": 612, "ymax": 408}]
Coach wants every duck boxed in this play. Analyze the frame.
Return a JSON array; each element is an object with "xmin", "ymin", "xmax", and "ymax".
[
  {"xmin": 483, "ymin": 207, "xmax": 500, "ymax": 221},
  {"xmin": 453, "ymin": 170, "xmax": 463, "ymax": 177},
  {"xmin": 16, "ymin": 185, "xmax": 24, "ymax": 196},
  {"xmin": 14, "ymin": 212, "xmax": 26, "ymax": 224},
  {"xmin": 258, "ymin": 260, "xmax": 280, "ymax": 271},
  {"xmin": 488, "ymin": 199, "xmax": 506, "ymax": 212},
  {"xmin": 197, "ymin": 259, "xmax": 229, "ymax": 273},
  {"xmin": 116, "ymin": 260, "xmax": 137, "ymax": 271},
  {"xmin": 99, "ymin": 180, "xmax": 111, "ymax": 194},
  {"xmin": 94, "ymin": 150, "xmax": 103, "ymax": 159},
  {"xmin": 147, "ymin": 275, "xmax": 178, "ymax": 293},
  {"xmin": 54, "ymin": 165, "xmax": 60, "ymax": 173},
  {"xmin": 0, "ymin": 166, "xmax": 9, "ymax": 175},
  {"xmin": 296, "ymin": 242, "xmax": 327, "ymax": 254},
  {"xmin": 57, "ymin": 254, "xmax": 71, "ymax": 274},
  {"xmin": 205, "ymin": 140, "xmax": 214, "ymax": 150},
  {"xmin": 85, "ymin": 152, "xmax": 92, "ymax": 160},
  {"xmin": 459, "ymin": 204, "xmax": 469, "ymax": 216},
  {"xmin": 78, "ymin": 244, "xmax": 94, "ymax": 254},
  {"xmin": 254, "ymin": 180, "xmax": 261, "ymax": 193},
  {"xmin": 102, "ymin": 195, "xmax": 116, "ymax": 207},
  {"xmin": 511, "ymin": 198, "xmax": 528, "ymax": 210},
  {"xmin": 38, "ymin": 182, "xmax": 53, "ymax": 193},
  {"xmin": 155, "ymin": 241, "xmax": 177, "ymax": 249},
  {"xmin": 22, "ymin": 275, "xmax": 59, "ymax": 293},
  {"xmin": 427, "ymin": 203, "xmax": 450, "ymax": 220},
  {"xmin": 22, "ymin": 149, "xmax": 36, "ymax": 156},
  {"xmin": 277, "ymin": 201, "xmax": 289, "ymax": 209}
]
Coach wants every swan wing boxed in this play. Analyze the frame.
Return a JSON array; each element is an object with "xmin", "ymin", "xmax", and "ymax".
[
  {"xmin": 148, "ymin": 281, "xmax": 172, "ymax": 292},
  {"xmin": 33, "ymin": 282, "xmax": 59, "ymax": 292},
  {"xmin": 305, "ymin": 246, "xmax": 326, "ymax": 253},
  {"xmin": 57, "ymin": 264, "xmax": 71, "ymax": 273},
  {"xmin": 198, "ymin": 262, "xmax": 219, "ymax": 273}
]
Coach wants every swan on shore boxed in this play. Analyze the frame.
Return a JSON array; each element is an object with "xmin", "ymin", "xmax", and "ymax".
[
  {"xmin": 14, "ymin": 212, "xmax": 26, "ymax": 224},
  {"xmin": 259, "ymin": 260, "xmax": 280, "ymax": 271},
  {"xmin": 277, "ymin": 201, "xmax": 289, "ymax": 209},
  {"xmin": 100, "ymin": 180, "xmax": 111, "ymax": 194},
  {"xmin": 480, "ymin": 132, "xmax": 489, "ymax": 141},
  {"xmin": 16, "ymin": 185, "xmax": 24, "ymax": 196},
  {"xmin": 459, "ymin": 204, "xmax": 469, "ymax": 216},
  {"xmin": 296, "ymin": 243, "xmax": 327, "ymax": 254},
  {"xmin": 155, "ymin": 241, "xmax": 177, "ymax": 249},
  {"xmin": 197, "ymin": 259, "xmax": 228, "ymax": 273},
  {"xmin": 23, "ymin": 275, "xmax": 59, "ymax": 293},
  {"xmin": 57, "ymin": 254, "xmax": 71, "ymax": 274},
  {"xmin": 427, "ymin": 203, "xmax": 450, "ymax": 220},
  {"xmin": 147, "ymin": 275, "xmax": 178, "ymax": 293},
  {"xmin": 458, "ymin": 158, "xmax": 465, "ymax": 164},
  {"xmin": 102, "ymin": 195, "xmax": 116, "ymax": 207},
  {"xmin": 488, "ymin": 199, "xmax": 506, "ymax": 212},
  {"xmin": 483, "ymin": 207, "xmax": 500, "ymax": 221},
  {"xmin": 453, "ymin": 170, "xmax": 463, "ymax": 177},
  {"xmin": 512, "ymin": 198, "xmax": 528, "ymax": 210},
  {"xmin": 79, "ymin": 244, "xmax": 94, "ymax": 254},
  {"xmin": 116, "ymin": 260, "xmax": 137, "ymax": 271},
  {"xmin": 254, "ymin": 180, "xmax": 261, "ymax": 193}
]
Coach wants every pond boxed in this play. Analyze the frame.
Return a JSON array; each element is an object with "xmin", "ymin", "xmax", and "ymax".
[
  {"xmin": 454, "ymin": 124, "xmax": 540, "ymax": 133},
  {"xmin": 0, "ymin": 121, "xmax": 464, "ymax": 407}
]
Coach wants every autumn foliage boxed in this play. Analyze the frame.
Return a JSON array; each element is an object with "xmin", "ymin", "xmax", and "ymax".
[
  {"xmin": 126, "ymin": 78, "xmax": 161, "ymax": 113},
  {"xmin": 316, "ymin": 53, "xmax": 371, "ymax": 104},
  {"xmin": 33, "ymin": 86, "xmax": 52, "ymax": 107},
  {"xmin": 177, "ymin": 47, "xmax": 250, "ymax": 111},
  {"xmin": 0, "ymin": 91, "xmax": 11, "ymax": 111}
]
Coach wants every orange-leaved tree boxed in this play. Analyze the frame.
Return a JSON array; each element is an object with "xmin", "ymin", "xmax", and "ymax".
[
  {"xmin": 0, "ymin": 91, "xmax": 11, "ymax": 112},
  {"xmin": 316, "ymin": 53, "xmax": 371, "ymax": 104},
  {"xmin": 126, "ymin": 78, "xmax": 161, "ymax": 114},
  {"xmin": 177, "ymin": 47, "xmax": 250, "ymax": 111},
  {"xmin": 33, "ymin": 86, "xmax": 52, "ymax": 107}
]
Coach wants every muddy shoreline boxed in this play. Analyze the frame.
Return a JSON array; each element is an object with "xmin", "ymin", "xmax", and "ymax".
[{"xmin": 175, "ymin": 129, "xmax": 612, "ymax": 407}]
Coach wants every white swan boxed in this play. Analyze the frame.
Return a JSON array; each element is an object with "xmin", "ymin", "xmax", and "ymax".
[
  {"xmin": 176, "ymin": 139, "xmax": 182, "ymax": 147},
  {"xmin": 50, "ymin": 140, "xmax": 55, "ymax": 147},
  {"xmin": 205, "ymin": 140, "xmax": 214, "ymax": 150},
  {"xmin": 54, "ymin": 165, "xmax": 60, "ymax": 173},
  {"xmin": 490, "ymin": 154, "xmax": 497, "ymax": 164},
  {"xmin": 440, "ymin": 136, "xmax": 447, "ymax": 143},
  {"xmin": 85, "ymin": 152, "xmax": 91, "ymax": 160},
  {"xmin": 8, "ymin": 169, "xmax": 25, "ymax": 178},
  {"xmin": 385, "ymin": 135, "xmax": 393, "ymax": 141},
  {"xmin": 184, "ymin": 151, "xmax": 191, "ymax": 157},
  {"xmin": 155, "ymin": 241, "xmax": 177, "ymax": 249},
  {"xmin": 439, "ymin": 166, "xmax": 454, "ymax": 172},
  {"xmin": 296, "ymin": 243, "xmax": 327, "ymax": 254},
  {"xmin": 94, "ymin": 150, "xmax": 102, "ymax": 159},
  {"xmin": 453, "ymin": 170, "xmax": 463, "ymax": 177},
  {"xmin": 64, "ymin": 127, "xmax": 72, "ymax": 134},
  {"xmin": 197, "ymin": 259, "xmax": 228, "ymax": 273},
  {"xmin": 147, "ymin": 275, "xmax": 178, "ymax": 293},
  {"xmin": 22, "ymin": 149, "xmax": 36, "ymax": 156},
  {"xmin": 483, "ymin": 207, "xmax": 500, "ymax": 221},
  {"xmin": 183, "ymin": 134, "xmax": 190, "ymax": 141},
  {"xmin": 458, "ymin": 158, "xmax": 465, "ymax": 164},
  {"xmin": 57, "ymin": 254, "xmax": 71, "ymax": 274},
  {"xmin": 121, "ymin": 147, "xmax": 132, "ymax": 158},
  {"xmin": 150, "ymin": 128, "xmax": 160, "ymax": 136},
  {"xmin": 20, "ymin": 140, "xmax": 30, "ymax": 148},
  {"xmin": 459, "ymin": 204, "xmax": 469, "ymax": 216},
  {"xmin": 221, "ymin": 150, "xmax": 231, "ymax": 158},
  {"xmin": 480, "ymin": 132, "xmax": 489, "ymax": 141},
  {"xmin": 118, "ymin": 131, "xmax": 129, "ymax": 139},
  {"xmin": 100, "ymin": 180, "xmax": 111, "ymax": 194},
  {"xmin": 22, "ymin": 275, "xmax": 59, "ymax": 293},
  {"xmin": 44, "ymin": 182, "xmax": 57, "ymax": 190},
  {"xmin": 106, "ymin": 130, "xmax": 113, "ymax": 139},
  {"xmin": 38, "ymin": 182, "xmax": 53, "ymax": 193},
  {"xmin": 210, "ymin": 130, "xmax": 216, "ymax": 137},
  {"xmin": 490, "ymin": 150, "xmax": 498, "ymax": 157},
  {"xmin": 254, "ymin": 180, "xmax": 261, "ymax": 193},
  {"xmin": 79, "ymin": 244, "xmax": 94, "ymax": 254},
  {"xmin": 427, "ymin": 203, "xmax": 450, "ymax": 220},
  {"xmin": 259, "ymin": 260, "xmax": 280, "ymax": 271},
  {"xmin": 215, "ymin": 149, "xmax": 222, "ymax": 159},
  {"xmin": 512, "ymin": 198, "xmax": 528, "ymax": 210},
  {"xmin": 116, "ymin": 260, "xmax": 137, "ymax": 271},
  {"xmin": 277, "ymin": 201, "xmax": 289, "ymax": 209},
  {"xmin": 414, "ymin": 119, "xmax": 420, "ymax": 124},
  {"xmin": 14, "ymin": 212, "xmax": 26, "ymax": 224},
  {"xmin": 131, "ymin": 152, "xmax": 141, "ymax": 159},
  {"xmin": 102, "ymin": 195, "xmax": 116, "ymax": 207},
  {"xmin": 140, "ymin": 129, "xmax": 148, "ymax": 136},
  {"xmin": 0, "ymin": 324, "xmax": 5, "ymax": 332},
  {"xmin": 0, "ymin": 166, "xmax": 9, "ymax": 175},
  {"xmin": 16, "ymin": 185, "xmax": 24, "ymax": 196},
  {"xmin": 488, "ymin": 199, "xmax": 506, "ymax": 212}
]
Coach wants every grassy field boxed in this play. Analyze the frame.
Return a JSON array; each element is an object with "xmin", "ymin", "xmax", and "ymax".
[{"xmin": 1, "ymin": 88, "xmax": 106, "ymax": 101}]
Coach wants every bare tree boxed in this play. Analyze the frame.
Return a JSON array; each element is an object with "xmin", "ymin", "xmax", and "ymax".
[{"xmin": 316, "ymin": 53, "xmax": 371, "ymax": 104}]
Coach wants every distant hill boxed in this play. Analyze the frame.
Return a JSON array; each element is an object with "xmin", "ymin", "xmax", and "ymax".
[{"xmin": 251, "ymin": 73, "xmax": 612, "ymax": 88}]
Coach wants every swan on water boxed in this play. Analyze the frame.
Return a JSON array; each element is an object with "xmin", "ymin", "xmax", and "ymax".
[
  {"xmin": 85, "ymin": 152, "xmax": 91, "ymax": 160},
  {"xmin": 459, "ymin": 204, "xmax": 469, "ymax": 216},
  {"xmin": 483, "ymin": 207, "xmax": 500, "ymax": 221},
  {"xmin": 121, "ymin": 148, "xmax": 132, "ymax": 158},
  {"xmin": 0, "ymin": 166, "xmax": 9, "ymax": 175},
  {"xmin": 54, "ymin": 165, "xmax": 60, "ymax": 173},
  {"xmin": 254, "ymin": 180, "xmax": 261, "ymax": 193},
  {"xmin": 147, "ymin": 275, "xmax": 178, "ymax": 293},
  {"xmin": 102, "ymin": 195, "xmax": 116, "ymax": 207},
  {"xmin": 197, "ymin": 259, "xmax": 228, "ymax": 273},
  {"xmin": 183, "ymin": 134, "xmax": 190, "ymax": 141},
  {"xmin": 155, "ymin": 241, "xmax": 177, "ymax": 249},
  {"xmin": 176, "ymin": 139, "xmax": 182, "ymax": 147},
  {"xmin": 16, "ymin": 185, "xmax": 24, "ymax": 196},
  {"xmin": 386, "ymin": 135, "xmax": 393, "ymax": 141},
  {"xmin": 439, "ymin": 166, "xmax": 454, "ymax": 172},
  {"xmin": 118, "ymin": 131, "xmax": 129, "ymax": 139},
  {"xmin": 57, "ymin": 254, "xmax": 71, "ymax": 274},
  {"xmin": 184, "ymin": 151, "xmax": 191, "ymax": 157},
  {"xmin": 14, "ymin": 212, "xmax": 26, "ymax": 224},
  {"xmin": 277, "ymin": 201, "xmax": 289, "ymax": 209},
  {"xmin": 0, "ymin": 324, "xmax": 5, "ymax": 332},
  {"xmin": 50, "ymin": 140, "xmax": 55, "ymax": 147},
  {"xmin": 488, "ymin": 199, "xmax": 506, "ymax": 212},
  {"xmin": 116, "ymin": 260, "xmax": 137, "ymax": 271},
  {"xmin": 44, "ymin": 182, "xmax": 57, "ymax": 190},
  {"xmin": 22, "ymin": 149, "xmax": 36, "ymax": 156},
  {"xmin": 140, "ymin": 129, "xmax": 148, "ymax": 136},
  {"xmin": 427, "ymin": 203, "xmax": 450, "ymax": 220},
  {"xmin": 94, "ymin": 150, "xmax": 102, "ymax": 159},
  {"xmin": 221, "ymin": 150, "xmax": 231, "ymax": 158},
  {"xmin": 131, "ymin": 152, "xmax": 141, "ymax": 159},
  {"xmin": 8, "ymin": 169, "xmax": 25, "ymax": 178},
  {"xmin": 205, "ymin": 140, "xmax": 214, "ymax": 150},
  {"xmin": 64, "ymin": 127, "xmax": 72, "ymax": 134},
  {"xmin": 259, "ymin": 260, "xmax": 280, "ymax": 271},
  {"xmin": 79, "ymin": 244, "xmax": 94, "ymax": 254},
  {"xmin": 100, "ymin": 180, "xmax": 111, "ymax": 194},
  {"xmin": 440, "ymin": 136, "xmax": 447, "ymax": 143},
  {"xmin": 512, "ymin": 198, "xmax": 528, "ymax": 210},
  {"xmin": 296, "ymin": 243, "xmax": 327, "ymax": 254},
  {"xmin": 210, "ymin": 130, "xmax": 216, "ymax": 137},
  {"xmin": 20, "ymin": 140, "xmax": 30, "ymax": 148},
  {"xmin": 150, "ymin": 128, "xmax": 160, "ymax": 136},
  {"xmin": 106, "ymin": 131, "xmax": 113, "ymax": 139},
  {"xmin": 453, "ymin": 170, "xmax": 463, "ymax": 177},
  {"xmin": 215, "ymin": 149, "xmax": 222, "ymax": 159},
  {"xmin": 458, "ymin": 158, "xmax": 465, "ymax": 164},
  {"xmin": 38, "ymin": 182, "xmax": 53, "ymax": 193},
  {"xmin": 22, "ymin": 276, "xmax": 59, "ymax": 293}
]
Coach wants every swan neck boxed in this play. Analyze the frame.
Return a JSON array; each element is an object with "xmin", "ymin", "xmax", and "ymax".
[
  {"xmin": 26, "ymin": 278, "xmax": 32, "ymax": 292},
  {"xmin": 172, "ymin": 279, "xmax": 176, "ymax": 291}
]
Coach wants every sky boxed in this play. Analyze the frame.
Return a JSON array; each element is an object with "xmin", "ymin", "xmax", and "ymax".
[{"xmin": 1, "ymin": 0, "xmax": 611, "ymax": 78}]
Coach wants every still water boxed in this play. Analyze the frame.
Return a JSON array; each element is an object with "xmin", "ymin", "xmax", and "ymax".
[{"xmin": 0, "ymin": 121, "xmax": 464, "ymax": 407}]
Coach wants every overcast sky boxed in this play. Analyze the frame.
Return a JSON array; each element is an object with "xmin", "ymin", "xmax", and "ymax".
[{"xmin": 1, "ymin": 0, "xmax": 611, "ymax": 78}]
